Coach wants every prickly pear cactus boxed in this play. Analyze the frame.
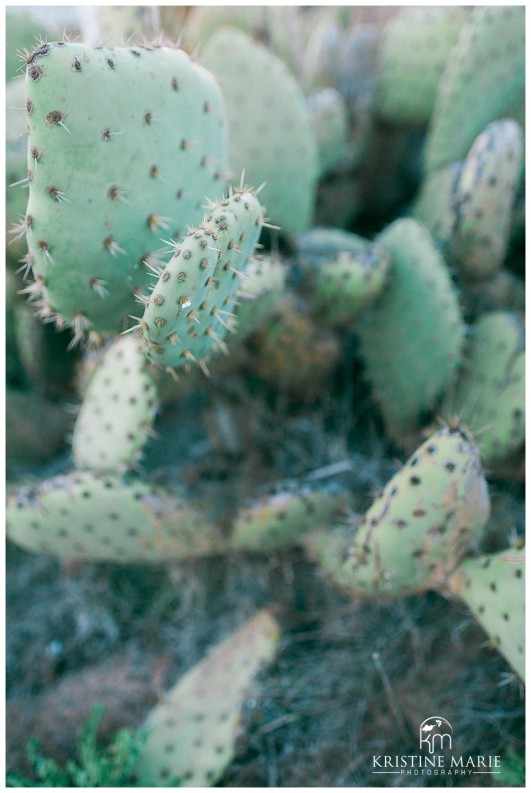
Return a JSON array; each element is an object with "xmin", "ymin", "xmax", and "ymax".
[
  {"xmin": 231, "ymin": 483, "xmax": 350, "ymax": 552},
  {"xmin": 6, "ymin": 471, "xmax": 224, "ymax": 561},
  {"xmin": 304, "ymin": 241, "xmax": 391, "ymax": 327},
  {"xmin": 413, "ymin": 160, "xmax": 462, "ymax": 250},
  {"xmin": 449, "ymin": 548, "xmax": 525, "ymax": 680},
  {"xmin": 72, "ymin": 335, "xmax": 158, "ymax": 472},
  {"xmin": 450, "ymin": 120, "xmax": 524, "ymax": 281},
  {"xmin": 336, "ymin": 426, "xmax": 490, "ymax": 598},
  {"xmin": 295, "ymin": 226, "xmax": 367, "ymax": 266},
  {"xmin": 425, "ymin": 6, "xmax": 525, "ymax": 172},
  {"xmin": 202, "ymin": 27, "xmax": 318, "ymax": 237},
  {"xmin": 463, "ymin": 270, "xmax": 525, "ymax": 318},
  {"xmin": 136, "ymin": 609, "xmax": 280, "ymax": 786},
  {"xmin": 233, "ymin": 254, "xmax": 286, "ymax": 337},
  {"xmin": 23, "ymin": 41, "xmax": 228, "ymax": 340},
  {"xmin": 357, "ymin": 219, "xmax": 463, "ymax": 444},
  {"xmin": 307, "ymin": 88, "xmax": 348, "ymax": 177},
  {"xmin": 377, "ymin": 7, "xmax": 469, "ymax": 126},
  {"xmin": 444, "ymin": 312, "xmax": 525, "ymax": 467},
  {"xmin": 139, "ymin": 188, "xmax": 264, "ymax": 371},
  {"xmin": 6, "ymin": 10, "xmax": 56, "ymax": 80},
  {"xmin": 6, "ymin": 79, "xmax": 30, "ymax": 263}
]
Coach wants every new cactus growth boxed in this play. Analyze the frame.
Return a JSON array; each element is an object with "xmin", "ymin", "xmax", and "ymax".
[
  {"xmin": 377, "ymin": 7, "xmax": 468, "ymax": 126},
  {"xmin": 231, "ymin": 482, "xmax": 350, "ymax": 552},
  {"xmin": 139, "ymin": 187, "xmax": 264, "ymax": 371},
  {"xmin": 202, "ymin": 27, "xmax": 318, "ymax": 237},
  {"xmin": 23, "ymin": 41, "xmax": 227, "ymax": 341},
  {"xmin": 448, "ymin": 548, "xmax": 525, "ymax": 680},
  {"xmin": 307, "ymin": 426, "xmax": 490, "ymax": 598},
  {"xmin": 72, "ymin": 335, "xmax": 158, "ymax": 472},
  {"xmin": 6, "ymin": 471, "xmax": 224, "ymax": 562},
  {"xmin": 425, "ymin": 6, "xmax": 525, "ymax": 172},
  {"xmin": 357, "ymin": 219, "xmax": 463, "ymax": 444},
  {"xmin": 136, "ymin": 609, "xmax": 280, "ymax": 786},
  {"xmin": 450, "ymin": 120, "xmax": 524, "ymax": 281},
  {"xmin": 444, "ymin": 312, "xmax": 525, "ymax": 467}
]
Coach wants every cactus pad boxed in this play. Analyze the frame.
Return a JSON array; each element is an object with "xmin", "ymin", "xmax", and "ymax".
[
  {"xmin": 338, "ymin": 426, "xmax": 490, "ymax": 597},
  {"xmin": 449, "ymin": 548, "xmax": 525, "ymax": 680},
  {"xmin": 72, "ymin": 335, "xmax": 158, "ymax": 472},
  {"xmin": 307, "ymin": 88, "xmax": 348, "ymax": 177},
  {"xmin": 445, "ymin": 312, "xmax": 525, "ymax": 466},
  {"xmin": 24, "ymin": 41, "xmax": 227, "ymax": 339},
  {"xmin": 357, "ymin": 219, "xmax": 463, "ymax": 443},
  {"xmin": 425, "ymin": 6, "xmax": 525, "ymax": 171},
  {"xmin": 231, "ymin": 483, "xmax": 350, "ymax": 552},
  {"xmin": 136, "ymin": 609, "xmax": 280, "ymax": 786},
  {"xmin": 140, "ymin": 188, "xmax": 264, "ymax": 370},
  {"xmin": 7, "ymin": 471, "xmax": 223, "ymax": 562},
  {"xmin": 202, "ymin": 27, "xmax": 318, "ymax": 237}
]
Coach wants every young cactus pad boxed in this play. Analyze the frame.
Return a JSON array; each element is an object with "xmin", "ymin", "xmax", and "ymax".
[
  {"xmin": 140, "ymin": 188, "xmax": 264, "ymax": 370},
  {"xmin": 449, "ymin": 548, "xmax": 525, "ymax": 680},
  {"xmin": 231, "ymin": 483, "xmax": 351, "ymax": 552},
  {"xmin": 444, "ymin": 312, "xmax": 525, "ymax": 466},
  {"xmin": 24, "ymin": 41, "xmax": 228, "ymax": 339},
  {"xmin": 425, "ymin": 6, "xmax": 525, "ymax": 171},
  {"xmin": 450, "ymin": 119, "xmax": 524, "ymax": 281},
  {"xmin": 72, "ymin": 335, "xmax": 158, "ymax": 472},
  {"xmin": 135, "ymin": 609, "xmax": 280, "ymax": 786},
  {"xmin": 357, "ymin": 219, "xmax": 463, "ymax": 443},
  {"xmin": 338, "ymin": 426, "xmax": 490, "ymax": 598},
  {"xmin": 202, "ymin": 27, "xmax": 318, "ymax": 237},
  {"xmin": 6, "ymin": 471, "xmax": 224, "ymax": 562}
]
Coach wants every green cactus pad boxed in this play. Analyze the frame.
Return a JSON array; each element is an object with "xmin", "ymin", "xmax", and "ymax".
[
  {"xmin": 338, "ymin": 426, "xmax": 490, "ymax": 598},
  {"xmin": 445, "ymin": 312, "xmax": 525, "ymax": 466},
  {"xmin": 202, "ymin": 27, "xmax": 318, "ymax": 237},
  {"xmin": 377, "ymin": 7, "xmax": 469, "ymax": 126},
  {"xmin": 72, "ymin": 336, "xmax": 158, "ymax": 472},
  {"xmin": 357, "ymin": 219, "xmax": 463, "ymax": 443},
  {"xmin": 7, "ymin": 471, "xmax": 224, "ymax": 562},
  {"xmin": 450, "ymin": 549, "xmax": 525, "ymax": 680},
  {"xmin": 136, "ymin": 609, "xmax": 280, "ymax": 786},
  {"xmin": 295, "ymin": 226, "xmax": 367, "ymax": 266},
  {"xmin": 231, "ymin": 483, "xmax": 350, "ymax": 552},
  {"xmin": 425, "ymin": 6, "xmax": 525, "ymax": 171},
  {"xmin": 307, "ymin": 88, "xmax": 348, "ymax": 177},
  {"xmin": 450, "ymin": 120, "xmax": 524, "ymax": 281},
  {"xmin": 6, "ymin": 10, "xmax": 57, "ymax": 80},
  {"xmin": 463, "ymin": 270, "xmax": 525, "ymax": 318},
  {"xmin": 140, "ymin": 188, "xmax": 264, "ymax": 370},
  {"xmin": 305, "ymin": 241, "xmax": 391, "ymax": 327},
  {"xmin": 24, "ymin": 41, "xmax": 227, "ymax": 339},
  {"xmin": 413, "ymin": 160, "xmax": 461, "ymax": 250}
]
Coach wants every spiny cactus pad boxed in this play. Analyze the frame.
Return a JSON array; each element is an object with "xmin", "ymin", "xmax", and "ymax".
[
  {"xmin": 339, "ymin": 426, "xmax": 490, "ymax": 597},
  {"xmin": 24, "ymin": 41, "xmax": 227, "ymax": 339},
  {"xmin": 231, "ymin": 483, "xmax": 350, "ymax": 552},
  {"xmin": 140, "ymin": 188, "xmax": 264, "ymax": 370},
  {"xmin": 445, "ymin": 312, "xmax": 525, "ymax": 466},
  {"xmin": 450, "ymin": 120, "xmax": 524, "ymax": 281},
  {"xmin": 305, "ymin": 241, "xmax": 391, "ymax": 327},
  {"xmin": 413, "ymin": 160, "xmax": 462, "ymax": 250},
  {"xmin": 357, "ymin": 219, "xmax": 463, "ymax": 443},
  {"xmin": 377, "ymin": 7, "xmax": 468, "ymax": 126},
  {"xmin": 202, "ymin": 27, "xmax": 318, "ymax": 237},
  {"xmin": 136, "ymin": 609, "xmax": 280, "ymax": 786},
  {"xmin": 425, "ymin": 6, "xmax": 525, "ymax": 171},
  {"xmin": 449, "ymin": 548, "xmax": 525, "ymax": 680},
  {"xmin": 7, "ymin": 471, "xmax": 223, "ymax": 562},
  {"xmin": 72, "ymin": 335, "xmax": 158, "ymax": 472}
]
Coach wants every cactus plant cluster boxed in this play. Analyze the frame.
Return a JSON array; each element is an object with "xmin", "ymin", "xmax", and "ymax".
[{"xmin": 6, "ymin": 4, "xmax": 525, "ymax": 784}]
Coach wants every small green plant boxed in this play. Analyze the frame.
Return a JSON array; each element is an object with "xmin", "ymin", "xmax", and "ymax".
[{"xmin": 6, "ymin": 706, "xmax": 146, "ymax": 787}]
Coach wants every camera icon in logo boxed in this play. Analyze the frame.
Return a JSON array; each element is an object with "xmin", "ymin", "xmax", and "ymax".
[{"xmin": 419, "ymin": 717, "xmax": 453, "ymax": 754}]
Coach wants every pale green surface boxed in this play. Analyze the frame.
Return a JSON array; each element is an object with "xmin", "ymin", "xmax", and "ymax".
[
  {"xmin": 425, "ymin": 6, "xmax": 525, "ymax": 171},
  {"xmin": 308, "ymin": 87, "xmax": 348, "ymax": 177},
  {"xmin": 136, "ymin": 610, "xmax": 280, "ymax": 786},
  {"xmin": 202, "ymin": 28, "xmax": 318, "ymax": 237},
  {"xmin": 340, "ymin": 427, "xmax": 490, "ymax": 597},
  {"xmin": 357, "ymin": 219, "xmax": 463, "ymax": 441},
  {"xmin": 25, "ymin": 42, "xmax": 228, "ymax": 334}
]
